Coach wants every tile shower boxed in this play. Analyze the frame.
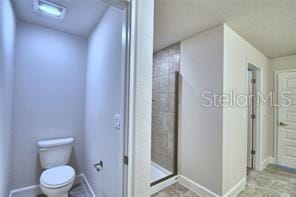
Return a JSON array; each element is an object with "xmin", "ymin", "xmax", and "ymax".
[{"xmin": 151, "ymin": 43, "xmax": 180, "ymax": 185}]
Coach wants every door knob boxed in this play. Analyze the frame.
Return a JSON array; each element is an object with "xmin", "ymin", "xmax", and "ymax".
[{"xmin": 279, "ymin": 122, "xmax": 288, "ymax": 126}]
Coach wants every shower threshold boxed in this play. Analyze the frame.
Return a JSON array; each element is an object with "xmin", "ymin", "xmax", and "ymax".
[
  {"xmin": 150, "ymin": 163, "xmax": 178, "ymax": 195},
  {"xmin": 150, "ymin": 161, "xmax": 172, "ymax": 183}
]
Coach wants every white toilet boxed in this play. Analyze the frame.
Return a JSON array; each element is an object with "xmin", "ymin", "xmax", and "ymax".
[{"xmin": 38, "ymin": 137, "xmax": 76, "ymax": 197}]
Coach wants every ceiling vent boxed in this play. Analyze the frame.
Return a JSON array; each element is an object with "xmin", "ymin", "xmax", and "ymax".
[{"xmin": 34, "ymin": 0, "xmax": 66, "ymax": 19}]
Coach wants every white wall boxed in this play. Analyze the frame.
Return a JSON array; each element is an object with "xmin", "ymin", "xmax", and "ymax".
[
  {"xmin": 270, "ymin": 55, "xmax": 296, "ymax": 71},
  {"xmin": 179, "ymin": 25, "xmax": 224, "ymax": 195},
  {"xmin": 84, "ymin": 7, "xmax": 124, "ymax": 197},
  {"xmin": 0, "ymin": 0, "xmax": 16, "ymax": 195},
  {"xmin": 223, "ymin": 24, "xmax": 271, "ymax": 194},
  {"xmin": 178, "ymin": 24, "xmax": 272, "ymax": 196},
  {"xmin": 11, "ymin": 22, "xmax": 87, "ymax": 189}
]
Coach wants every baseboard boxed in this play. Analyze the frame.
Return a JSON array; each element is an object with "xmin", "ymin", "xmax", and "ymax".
[
  {"xmin": 269, "ymin": 157, "xmax": 275, "ymax": 165},
  {"xmin": 260, "ymin": 157, "xmax": 275, "ymax": 171},
  {"xmin": 9, "ymin": 185, "xmax": 42, "ymax": 197},
  {"xmin": 178, "ymin": 175, "xmax": 246, "ymax": 197},
  {"xmin": 178, "ymin": 175, "xmax": 220, "ymax": 197},
  {"xmin": 9, "ymin": 173, "xmax": 96, "ymax": 197},
  {"xmin": 223, "ymin": 178, "xmax": 246, "ymax": 197},
  {"xmin": 76, "ymin": 174, "xmax": 96, "ymax": 197},
  {"xmin": 151, "ymin": 175, "xmax": 178, "ymax": 195}
]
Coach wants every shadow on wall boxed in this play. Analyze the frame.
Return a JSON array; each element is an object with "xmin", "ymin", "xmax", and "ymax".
[
  {"xmin": 70, "ymin": 148, "xmax": 82, "ymax": 174},
  {"xmin": 0, "ymin": 0, "xmax": 16, "ymax": 196}
]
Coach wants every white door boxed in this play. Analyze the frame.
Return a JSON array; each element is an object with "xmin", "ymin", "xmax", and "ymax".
[{"xmin": 278, "ymin": 71, "xmax": 296, "ymax": 169}]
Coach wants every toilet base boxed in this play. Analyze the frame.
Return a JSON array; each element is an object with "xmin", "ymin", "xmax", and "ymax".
[
  {"xmin": 40, "ymin": 180, "xmax": 74, "ymax": 197},
  {"xmin": 45, "ymin": 194, "xmax": 68, "ymax": 197}
]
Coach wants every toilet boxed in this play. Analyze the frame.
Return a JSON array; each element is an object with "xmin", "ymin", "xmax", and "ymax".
[{"xmin": 38, "ymin": 137, "xmax": 76, "ymax": 197}]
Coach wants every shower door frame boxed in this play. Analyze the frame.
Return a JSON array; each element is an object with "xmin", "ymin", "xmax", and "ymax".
[{"xmin": 150, "ymin": 71, "xmax": 180, "ymax": 186}]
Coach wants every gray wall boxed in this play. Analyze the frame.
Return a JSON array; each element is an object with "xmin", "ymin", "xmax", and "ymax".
[
  {"xmin": 152, "ymin": 44, "xmax": 180, "ymax": 172},
  {"xmin": 222, "ymin": 25, "xmax": 270, "ymax": 193},
  {"xmin": 84, "ymin": 7, "xmax": 124, "ymax": 197},
  {"xmin": 11, "ymin": 22, "xmax": 87, "ymax": 189},
  {"xmin": 179, "ymin": 26, "xmax": 224, "ymax": 195},
  {"xmin": 0, "ymin": 0, "xmax": 16, "ymax": 195}
]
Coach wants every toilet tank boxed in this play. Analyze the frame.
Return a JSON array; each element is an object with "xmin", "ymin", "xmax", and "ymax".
[{"xmin": 38, "ymin": 137, "xmax": 74, "ymax": 169}]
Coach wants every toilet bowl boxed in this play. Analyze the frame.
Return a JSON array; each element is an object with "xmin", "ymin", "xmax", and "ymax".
[{"xmin": 40, "ymin": 165, "xmax": 75, "ymax": 197}]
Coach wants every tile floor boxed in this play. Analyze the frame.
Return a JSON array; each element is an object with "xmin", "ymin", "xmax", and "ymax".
[
  {"xmin": 37, "ymin": 181, "xmax": 90, "ymax": 197},
  {"xmin": 238, "ymin": 165, "xmax": 296, "ymax": 197},
  {"xmin": 152, "ymin": 183, "xmax": 198, "ymax": 197},
  {"xmin": 152, "ymin": 165, "xmax": 296, "ymax": 197}
]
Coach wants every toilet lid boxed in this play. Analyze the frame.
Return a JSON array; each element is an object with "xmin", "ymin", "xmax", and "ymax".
[{"xmin": 40, "ymin": 165, "xmax": 75, "ymax": 188}]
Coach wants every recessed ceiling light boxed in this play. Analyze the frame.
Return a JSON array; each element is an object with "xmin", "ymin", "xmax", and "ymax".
[{"xmin": 34, "ymin": 0, "xmax": 66, "ymax": 19}]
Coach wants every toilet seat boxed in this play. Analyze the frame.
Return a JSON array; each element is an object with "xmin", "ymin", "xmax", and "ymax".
[{"xmin": 40, "ymin": 165, "xmax": 75, "ymax": 189}]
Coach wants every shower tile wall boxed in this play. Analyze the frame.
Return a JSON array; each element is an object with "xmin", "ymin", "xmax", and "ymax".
[{"xmin": 152, "ymin": 43, "xmax": 180, "ymax": 172}]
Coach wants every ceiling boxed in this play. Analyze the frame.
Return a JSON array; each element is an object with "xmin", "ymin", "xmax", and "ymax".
[
  {"xmin": 12, "ymin": 0, "xmax": 109, "ymax": 37},
  {"xmin": 154, "ymin": 0, "xmax": 296, "ymax": 58}
]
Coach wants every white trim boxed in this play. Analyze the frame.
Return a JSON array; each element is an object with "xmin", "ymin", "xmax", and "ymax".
[
  {"xmin": 9, "ymin": 185, "xmax": 41, "ymax": 197},
  {"xmin": 274, "ymin": 68, "xmax": 296, "ymax": 73},
  {"xmin": 274, "ymin": 70, "xmax": 278, "ymax": 165},
  {"xmin": 260, "ymin": 157, "xmax": 275, "ymax": 171},
  {"xmin": 223, "ymin": 178, "xmax": 246, "ymax": 197},
  {"xmin": 269, "ymin": 157, "xmax": 275, "ymax": 164},
  {"xmin": 178, "ymin": 175, "xmax": 246, "ymax": 197},
  {"xmin": 120, "ymin": 3, "xmax": 130, "ymax": 197},
  {"xmin": 260, "ymin": 157, "xmax": 269, "ymax": 171},
  {"xmin": 126, "ymin": 1, "xmax": 136, "ymax": 196},
  {"xmin": 127, "ymin": 0, "xmax": 154, "ymax": 196},
  {"xmin": 178, "ymin": 175, "xmax": 220, "ymax": 197},
  {"xmin": 246, "ymin": 59, "xmax": 262, "ymax": 172},
  {"xmin": 78, "ymin": 174, "xmax": 96, "ymax": 197},
  {"xmin": 9, "ymin": 173, "xmax": 95, "ymax": 197},
  {"xmin": 151, "ymin": 161, "xmax": 172, "ymax": 176},
  {"xmin": 150, "ymin": 176, "xmax": 178, "ymax": 195}
]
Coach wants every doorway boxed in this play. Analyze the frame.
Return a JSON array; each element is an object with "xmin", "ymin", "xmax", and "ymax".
[
  {"xmin": 275, "ymin": 70, "xmax": 296, "ymax": 169},
  {"xmin": 247, "ymin": 65, "xmax": 260, "ymax": 172},
  {"xmin": 5, "ymin": 0, "xmax": 131, "ymax": 196}
]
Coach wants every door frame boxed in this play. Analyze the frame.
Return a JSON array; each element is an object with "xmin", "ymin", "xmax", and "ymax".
[
  {"xmin": 103, "ymin": 1, "xmax": 132, "ymax": 196},
  {"xmin": 274, "ymin": 69, "xmax": 296, "ymax": 166},
  {"xmin": 247, "ymin": 68, "xmax": 257, "ymax": 169},
  {"xmin": 125, "ymin": 0, "xmax": 155, "ymax": 196},
  {"xmin": 246, "ymin": 59, "xmax": 262, "ymax": 171},
  {"xmin": 116, "ymin": 1, "xmax": 132, "ymax": 197}
]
